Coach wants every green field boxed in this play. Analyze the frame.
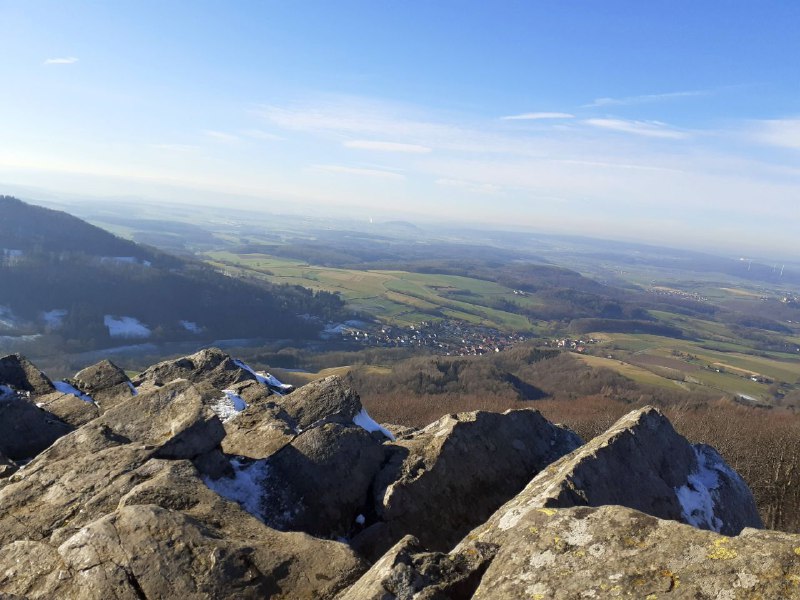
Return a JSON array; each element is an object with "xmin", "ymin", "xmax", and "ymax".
[{"xmin": 205, "ymin": 252, "xmax": 537, "ymax": 332}]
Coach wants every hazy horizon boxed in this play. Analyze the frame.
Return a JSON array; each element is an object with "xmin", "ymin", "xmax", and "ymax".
[{"xmin": 2, "ymin": 1, "xmax": 799, "ymax": 258}]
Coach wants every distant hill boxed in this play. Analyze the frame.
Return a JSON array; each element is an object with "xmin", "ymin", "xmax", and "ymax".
[{"xmin": 0, "ymin": 196, "xmax": 344, "ymax": 351}]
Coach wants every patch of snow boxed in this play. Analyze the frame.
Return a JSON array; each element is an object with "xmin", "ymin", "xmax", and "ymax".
[
  {"xmin": 53, "ymin": 381, "xmax": 94, "ymax": 404},
  {"xmin": 203, "ymin": 458, "xmax": 269, "ymax": 521},
  {"xmin": 0, "ymin": 384, "xmax": 15, "ymax": 400},
  {"xmin": 126, "ymin": 381, "xmax": 138, "ymax": 396},
  {"xmin": 233, "ymin": 359, "xmax": 292, "ymax": 393},
  {"xmin": 104, "ymin": 315, "xmax": 151, "ymax": 339},
  {"xmin": 180, "ymin": 320, "xmax": 202, "ymax": 334},
  {"xmin": 355, "ymin": 514, "xmax": 366, "ymax": 525},
  {"xmin": 100, "ymin": 256, "xmax": 152, "ymax": 267},
  {"xmin": 353, "ymin": 408, "xmax": 396, "ymax": 441},
  {"xmin": 209, "ymin": 389, "xmax": 248, "ymax": 422},
  {"xmin": 2, "ymin": 249, "xmax": 23, "ymax": 257},
  {"xmin": 675, "ymin": 446, "xmax": 727, "ymax": 532},
  {"xmin": 42, "ymin": 309, "xmax": 68, "ymax": 329}
]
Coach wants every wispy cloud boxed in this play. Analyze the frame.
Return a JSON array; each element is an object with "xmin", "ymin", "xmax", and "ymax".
[
  {"xmin": 501, "ymin": 112, "xmax": 574, "ymax": 121},
  {"xmin": 43, "ymin": 57, "xmax": 78, "ymax": 65},
  {"xmin": 313, "ymin": 164, "xmax": 405, "ymax": 180},
  {"xmin": 152, "ymin": 144, "xmax": 202, "ymax": 153},
  {"xmin": 202, "ymin": 130, "xmax": 240, "ymax": 143},
  {"xmin": 746, "ymin": 118, "xmax": 800, "ymax": 150},
  {"xmin": 344, "ymin": 140, "xmax": 432, "ymax": 153},
  {"xmin": 436, "ymin": 178, "xmax": 502, "ymax": 194},
  {"xmin": 240, "ymin": 129, "xmax": 284, "ymax": 141},
  {"xmin": 584, "ymin": 90, "xmax": 708, "ymax": 108},
  {"xmin": 584, "ymin": 118, "xmax": 688, "ymax": 139}
]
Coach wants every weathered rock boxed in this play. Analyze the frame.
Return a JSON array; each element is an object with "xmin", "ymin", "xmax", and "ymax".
[
  {"xmin": 132, "ymin": 347, "xmax": 257, "ymax": 391},
  {"xmin": 280, "ymin": 374, "xmax": 362, "ymax": 430},
  {"xmin": 34, "ymin": 390, "xmax": 99, "ymax": 427},
  {"xmin": 222, "ymin": 401, "xmax": 297, "ymax": 459},
  {"xmin": 464, "ymin": 504, "xmax": 800, "ymax": 599},
  {"xmin": 0, "ymin": 458, "xmax": 367, "ymax": 599},
  {"xmin": 0, "ymin": 433, "xmax": 156, "ymax": 545},
  {"xmin": 221, "ymin": 375, "xmax": 380, "ymax": 460},
  {"xmin": 371, "ymin": 409, "xmax": 582, "ymax": 553},
  {"xmin": 0, "ymin": 353, "xmax": 55, "ymax": 395},
  {"xmin": 69, "ymin": 359, "xmax": 135, "ymax": 411},
  {"xmin": 0, "ymin": 392, "xmax": 73, "ymax": 460},
  {"xmin": 95, "ymin": 379, "xmax": 225, "ymax": 459},
  {"xmin": 338, "ymin": 534, "xmax": 497, "ymax": 600},
  {"xmin": 489, "ymin": 406, "xmax": 761, "ymax": 535},
  {"xmin": 262, "ymin": 422, "xmax": 386, "ymax": 537}
]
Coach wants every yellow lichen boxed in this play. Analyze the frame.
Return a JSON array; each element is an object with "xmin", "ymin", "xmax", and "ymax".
[
  {"xmin": 645, "ymin": 595, "xmax": 658, "ymax": 600},
  {"xmin": 537, "ymin": 508, "xmax": 557, "ymax": 516},
  {"xmin": 529, "ymin": 526, "xmax": 539, "ymax": 535},
  {"xmin": 707, "ymin": 539, "xmax": 738, "ymax": 560},
  {"xmin": 785, "ymin": 574, "xmax": 800, "ymax": 586},
  {"xmin": 532, "ymin": 595, "xmax": 545, "ymax": 600},
  {"xmin": 794, "ymin": 547, "xmax": 800, "ymax": 557}
]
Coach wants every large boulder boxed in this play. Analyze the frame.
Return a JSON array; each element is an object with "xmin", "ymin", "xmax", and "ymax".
[
  {"xmin": 466, "ymin": 504, "xmax": 800, "ymax": 599},
  {"xmin": 132, "ymin": 347, "xmax": 258, "ymax": 391},
  {"xmin": 68, "ymin": 359, "xmax": 136, "ymax": 411},
  {"xmin": 337, "ymin": 534, "xmax": 496, "ymax": 600},
  {"xmin": 488, "ymin": 406, "xmax": 761, "ymax": 535},
  {"xmin": 0, "ymin": 459, "xmax": 367, "ymax": 599},
  {"xmin": 0, "ymin": 391, "xmax": 73, "ymax": 460},
  {"xmin": 260, "ymin": 423, "xmax": 387, "ymax": 537},
  {"xmin": 367, "ymin": 409, "xmax": 582, "ymax": 553},
  {"xmin": 221, "ymin": 374, "xmax": 380, "ymax": 460},
  {"xmin": 0, "ymin": 353, "xmax": 55, "ymax": 395},
  {"xmin": 34, "ymin": 390, "xmax": 99, "ymax": 427},
  {"xmin": 280, "ymin": 375, "xmax": 362, "ymax": 430},
  {"xmin": 95, "ymin": 379, "xmax": 225, "ymax": 459}
]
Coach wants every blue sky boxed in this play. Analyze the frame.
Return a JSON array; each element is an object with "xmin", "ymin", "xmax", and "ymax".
[{"xmin": 1, "ymin": 1, "xmax": 799, "ymax": 258}]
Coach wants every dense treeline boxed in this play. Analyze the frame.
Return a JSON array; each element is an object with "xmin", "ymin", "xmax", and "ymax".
[{"xmin": 0, "ymin": 254, "xmax": 344, "ymax": 346}]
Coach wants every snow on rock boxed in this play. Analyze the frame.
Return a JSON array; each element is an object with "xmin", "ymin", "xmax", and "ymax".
[
  {"xmin": 675, "ymin": 446, "xmax": 729, "ymax": 532},
  {"xmin": 353, "ymin": 407, "xmax": 395, "ymax": 441},
  {"xmin": 104, "ymin": 315, "xmax": 151, "ymax": 339},
  {"xmin": 203, "ymin": 458, "xmax": 269, "ymax": 521},
  {"xmin": 180, "ymin": 320, "xmax": 202, "ymax": 334},
  {"xmin": 0, "ymin": 384, "xmax": 15, "ymax": 400},
  {"xmin": 126, "ymin": 381, "xmax": 139, "ymax": 396},
  {"xmin": 233, "ymin": 359, "xmax": 293, "ymax": 393},
  {"xmin": 209, "ymin": 389, "xmax": 247, "ymax": 422},
  {"xmin": 42, "ymin": 309, "xmax": 68, "ymax": 329},
  {"xmin": 53, "ymin": 381, "xmax": 94, "ymax": 404}
]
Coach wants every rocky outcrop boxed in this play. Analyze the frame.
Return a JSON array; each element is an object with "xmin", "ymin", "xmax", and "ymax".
[
  {"xmin": 94, "ymin": 379, "xmax": 225, "ymax": 459},
  {"xmin": 0, "ymin": 353, "xmax": 55, "ymax": 395},
  {"xmin": 133, "ymin": 347, "xmax": 260, "ymax": 392},
  {"xmin": 1, "ymin": 350, "xmax": 788, "ymax": 600},
  {"xmin": 0, "ymin": 456, "xmax": 366, "ymax": 600},
  {"xmin": 221, "ymin": 375, "xmax": 377, "ymax": 460},
  {"xmin": 337, "ymin": 535, "xmax": 496, "ymax": 600},
  {"xmin": 486, "ymin": 406, "xmax": 761, "ymax": 536},
  {"xmin": 361, "ymin": 409, "xmax": 582, "ymax": 555},
  {"xmin": 262, "ymin": 423, "xmax": 387, "ymax": 537},
  {"xmin": 69, "ymin": 359, "xmax": 136, "ymax": 411},
  {"xmin": 465, "ymin": 504, "xmax": 800, "ymax": 599},
  {"xmin": 0, "ymin": 390, "xmax": 72, "ymax": 460},
  {"xmin": 280, "ymin": 375, "xmax": 363, "ymax": 430}
]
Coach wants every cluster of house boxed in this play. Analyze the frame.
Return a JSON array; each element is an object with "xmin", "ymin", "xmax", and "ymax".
[
  {"xmin": 546, "ymin": 337, "xmax": 599, "ymax": 353},
  {"xmin": 328, "ymin": 319, "xmax": 530, "ymax": 356}
]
